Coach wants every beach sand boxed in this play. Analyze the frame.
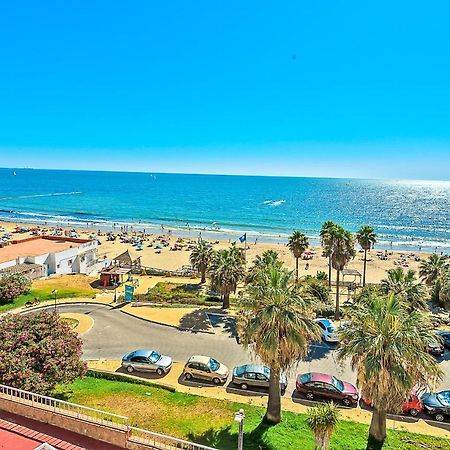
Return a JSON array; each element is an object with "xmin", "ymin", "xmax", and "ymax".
[{"xmin": 0, "ymin": 220, "xmax": 430, "ymax": 285}]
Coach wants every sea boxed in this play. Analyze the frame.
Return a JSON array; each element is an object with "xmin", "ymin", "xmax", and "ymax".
[{"xmin": 1, "ymin": 168, "xmax": 450, "ymax": 253}]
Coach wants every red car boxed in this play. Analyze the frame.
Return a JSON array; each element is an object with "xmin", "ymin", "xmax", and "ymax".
[
  {"xmin": 296, "ymin": 372, "xmax": 359, "ymax": 406},
  {"xmin": 362, "ymin": 392, "xmax": 423, "ymax": 417}
]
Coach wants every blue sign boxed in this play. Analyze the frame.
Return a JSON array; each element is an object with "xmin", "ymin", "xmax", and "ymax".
[{"xmin": 124, "ymin": 284, "xmax": 135, "ymax": 302}]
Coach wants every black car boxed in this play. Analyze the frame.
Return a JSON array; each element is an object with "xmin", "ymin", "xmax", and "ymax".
[
  {"xmin": 436, "ymin": 331, "xmax": 450, "ymax": 349},
  {"xmin": 426, "ymin": 339, "xmax": 445, "ymax": 357},
  {"xmin": 421, "ymin": 390, "xmax": 450, "ymax": 422}
]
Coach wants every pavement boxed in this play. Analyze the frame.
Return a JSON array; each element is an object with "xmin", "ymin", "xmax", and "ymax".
[
  {"xmin": 60, "ymin": 312, "xmax": 94, "ymax": 335},
  {"xmin": 30, "ymin": 303, "xmax": 449, "ymax": 434}
]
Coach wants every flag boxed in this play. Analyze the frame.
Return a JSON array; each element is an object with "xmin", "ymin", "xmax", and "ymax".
[{"xmin": 239, "ymin": 233, "xmax": 247, "ymax": 243}]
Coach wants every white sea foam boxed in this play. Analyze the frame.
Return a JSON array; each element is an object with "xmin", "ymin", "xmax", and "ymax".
[{"xmin": 0, "ymin": 192, "xmax": 82, "ymax": 201}]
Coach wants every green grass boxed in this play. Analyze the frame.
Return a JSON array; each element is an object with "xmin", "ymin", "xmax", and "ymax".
[
  {"xmin": 0, "ymin": 286, "xmax": 95, "ymax": 313},
  {"xmin": 54, "ymin": 376, "xmax": 450, "ymax": 450},
  {"xmin": 135, "ymin": 282, "xmax": 221, "ymax": 306}
]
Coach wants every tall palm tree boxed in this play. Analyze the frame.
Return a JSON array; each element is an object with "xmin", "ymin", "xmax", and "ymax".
[
  {"xmin": 381, "ymin": 267, "xmax": 426, "ymax": 311},
  {"xmin": 329, "ymin": 226, "xmax": 355, "ymax": 320},
  {"xmin": 287, "ymin": 231, "xmax": 309, "ymax": 281},
  {"xmin": 419, "ymin": 253, "xmax": 449, "ymax": 286},
  {"xmin": 320, "ymin": 221, "xmax": 338, "ymax": 288},
  {"xmin": 209, "ymin": 244, "xmax": 245, "ymax": 309},
  {"xmin": 356, "ymin": 225, "xmax": 377, "ymax": 287},
  {"xmin": 337, "ymin": 292, "xmax": 441, "ymax": 448},
  {"xmin": 189, "ymin": 239, "xmax": 213, "ymax": 283},
  {"xmin": 306, "ymin": 402, "xmax": 340, "ymax": 450},
  {"xmin": 238, "ymin": 265, "xmax": 320, "ymax": 424},
  {"xmin": 246, "ymin": 249, "xmax": 282, "ymax": 283}
]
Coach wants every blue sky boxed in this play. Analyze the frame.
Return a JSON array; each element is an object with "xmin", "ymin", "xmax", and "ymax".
[{"xmin": 0, "ymin": 1, "xmax": 449, "ymax": 179}]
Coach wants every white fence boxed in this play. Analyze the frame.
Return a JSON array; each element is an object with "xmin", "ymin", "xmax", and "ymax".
[
  {"xmin": 129, "ymin": 426, "xmax": 218, "ymax": 450},
  {"xmin": 0, "ymin": 383, "xmax": 218, "ymax": 450}
]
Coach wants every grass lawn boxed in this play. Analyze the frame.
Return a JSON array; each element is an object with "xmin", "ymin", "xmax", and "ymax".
[
  {"xmin": 135, "ymin": 282, "xmax": 221, "ymax": 306},
  {"xmin": 55, "ymin": 376, "xmax": 450, "ymax": 450},
  {"xmin": 0, "ymin": 275, "xmax": 97, "ymax": 313}
]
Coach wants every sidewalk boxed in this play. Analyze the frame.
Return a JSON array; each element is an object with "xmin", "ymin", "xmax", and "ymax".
[{"xmin": 87, "ymin": 360, "xmax": 450, "ymax": 439}]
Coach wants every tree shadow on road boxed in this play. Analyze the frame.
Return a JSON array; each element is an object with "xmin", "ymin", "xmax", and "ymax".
[{"xmin": 304, "ymin": 340, "xmax": 336, "ymax": 362}]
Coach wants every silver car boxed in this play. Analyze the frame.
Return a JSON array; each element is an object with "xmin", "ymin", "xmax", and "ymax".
[
  {"xmin": 121, "ymin": 349, "xmax": 172, "ymax": 375},
  {"xmin": 232, "ymin": 364, "xmax": 288, "ymax": 394}
]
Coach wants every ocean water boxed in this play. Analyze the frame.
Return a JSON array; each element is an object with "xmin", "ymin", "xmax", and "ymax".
[{"xmin": 1, "ymin": 168, "xmax": 450, "ymax": 253}]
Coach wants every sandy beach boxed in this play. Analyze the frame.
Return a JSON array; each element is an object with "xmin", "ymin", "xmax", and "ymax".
[{"xmin": 0, "ymin": 220, "xmax": 431, "ymax": 285}]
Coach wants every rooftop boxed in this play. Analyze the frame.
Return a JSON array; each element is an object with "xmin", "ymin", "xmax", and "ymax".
[{"xmin": 0, "ymin": 236, "xmax": 93, "ymax": 264}]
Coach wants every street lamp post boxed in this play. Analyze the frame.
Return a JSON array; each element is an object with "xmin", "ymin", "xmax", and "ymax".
[
  {"xmin": 52, "ymin": 289, "xmax": 58, "ymax": 311},
  {"xmin": 234, "ymin": 409, "xmax": 245, "ymax": 450},
  {"xmin": 113, "ymin": 282, "xmax": 118, "ymax": 303}
]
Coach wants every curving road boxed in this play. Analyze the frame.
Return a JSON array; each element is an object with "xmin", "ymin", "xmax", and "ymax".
[{"xmin": 30, "ymin": 303, "xmax": 450, "ymax": 426}]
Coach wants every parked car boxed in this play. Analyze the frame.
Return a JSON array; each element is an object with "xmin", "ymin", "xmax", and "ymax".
[
  {"xmin": 314, "ymin": 318, "xmax": 339, "ymax": 343},
  {"xmin": 296, "ymin": 372, "xmax": 359, "ymax": 406},
  {"xmin": 426, "ymin": 339, "xmax": 445, "ymax": 357},
  {"xmin": 232, "ymin": 364, "xmax": 288, "ymax": 394},
  {"xmin": 436, "ymin": 331, "xmax": 450, "ymax": 349},
  {"xmin": 121, "ymin": 349, "xmax": 172, "ymax": 375},
  {"xmin": 362, "ymin": 391, "xmax": 423, "ymax": 417},
  {"xmin": 421, "ymin": 390, "xmax": 450, "ymax": 422},
  {"xmin": 183, "ymin": 355, "xmax": 229, "ymax": 385}
]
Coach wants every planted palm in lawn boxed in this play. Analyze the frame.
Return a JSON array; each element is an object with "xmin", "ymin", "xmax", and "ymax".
[
  {"xmin": 209, "ymin": 243, "xmax": 245, "ymax": 309},
  {"xmin": 238, "ymin": 264, "xmax": 320, "ymax": 424},
  {"xmin": 57, "ymin": 376, "xmax": 450, "ymax": 450},
  {"xmin": 337, "ymin": 292, "xmax": 442, "ymax": 449},
  {"xmin": 306, "ymin": 402, "xmax": 340, "ymax": 450}
]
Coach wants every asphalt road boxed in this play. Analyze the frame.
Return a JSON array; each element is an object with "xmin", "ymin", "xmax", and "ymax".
[{"xmin": 32, "ymin": 303, "xmax": 450, "ymax": 427}]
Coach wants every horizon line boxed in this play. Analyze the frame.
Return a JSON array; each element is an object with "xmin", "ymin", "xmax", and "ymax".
[{"xmin": 2, "ymin": 166, "xmax": 450, "ymax": 184}]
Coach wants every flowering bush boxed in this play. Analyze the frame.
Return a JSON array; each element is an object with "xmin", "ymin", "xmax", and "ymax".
[
  {"xmin": 0, "ymin": 274, "xmax": 32, "ymax": 303},
  {"xmin": 0, "ymin": 312, "xmax": 87, "ymax": 394}
]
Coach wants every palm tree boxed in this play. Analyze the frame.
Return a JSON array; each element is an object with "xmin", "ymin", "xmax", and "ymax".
[
  {"xmin": 381, "ymin": 267, "xmax": 426, "ymax": 311},
  {"xmin": 356, "ymin": 225, "xmax": 377, "ymax": 286},
  {"xmin": 287, "ymin": 231, "xmax": 309, "ymax": 281},
  {"xmin": 320, "ymin": 221, "xmax": 338, "ymax": 288},
  {"xmin": 238, "ymin": 265, "xmax": 320, "ymax": 424},
  {"xmin": 337, "ymin": 292, "xmax": 441, "ymax": 448},
  {"xmin": 431, "ymin": 272, "xmax": 450, "ymax": 309},
  {"xmin": 306, "ymin": 402, "xmax": 340, "ymax": 450},
  {"xmin": 246, "ymin": 249, "xmax": 282, "ymax": 283},
  {"xmin": 189, "ymin": 239, "xmax": 213, "ymax": 283},
  {"xmin": 329, "ymin": 226, "xmax": 355, "ymax": 320},
  {"xmin": 209, "ymin": 244, "xmax": 245, "ymax": 309},
  {"xmin": 419, "ymin": 253, "xmax": 449, "ymax": 286},
  {"xmin": 301, "ymin": 275, "xmax": 331, "ymax": 309}
]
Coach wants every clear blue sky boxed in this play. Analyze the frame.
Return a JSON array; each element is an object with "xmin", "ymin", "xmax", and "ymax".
[{"xmin": 1, "ymin": 1, "xmax": 449, "ymax": 179}]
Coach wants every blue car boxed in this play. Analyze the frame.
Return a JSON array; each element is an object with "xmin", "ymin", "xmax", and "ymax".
[
  {"xmin": 121, "ymin": 349, "xmax": 172, "ymax": 375},
  {"xmin": 421, "ymin": 390, "xmax": 450, "ymax": 422}
]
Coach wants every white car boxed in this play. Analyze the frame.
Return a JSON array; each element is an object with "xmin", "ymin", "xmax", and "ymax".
[{"xmin": 315, "ymin": 318, "xmax": 339, "ymax": 343}]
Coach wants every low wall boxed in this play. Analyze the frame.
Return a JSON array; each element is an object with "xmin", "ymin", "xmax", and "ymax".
[{"xmin": 0, "ymin": 396, "xmax": 129, "ymax": 448}]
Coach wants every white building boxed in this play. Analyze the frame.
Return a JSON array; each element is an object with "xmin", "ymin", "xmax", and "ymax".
[{"xmin": 0, "ymin": 236, "xmax": 98, "ymax": 279}]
